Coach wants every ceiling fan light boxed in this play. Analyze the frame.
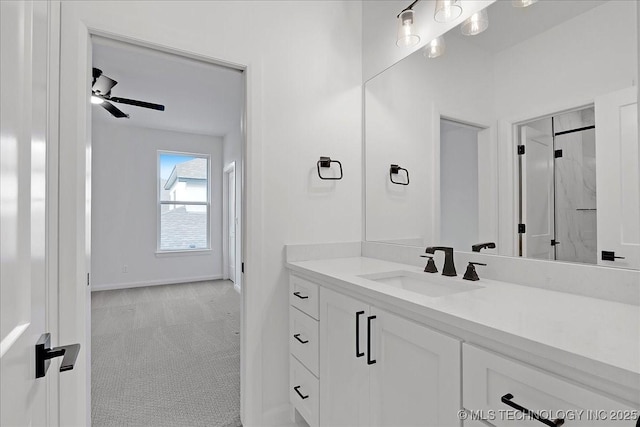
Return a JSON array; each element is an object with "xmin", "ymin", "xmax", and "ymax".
[
  {"xmin": 434, "ymin": 0, "xmax": 463, "ymax": 23},
  {"xmin": 461, "ymin": 9, "xmax": 488, "ymax": 36},
  {"xmin": 91, "ymin": 95, "xmax": 104, "ymax": 105},
  {"xmin": 423, "ymin": 36, "xmax": 446, "ymax": 59},
  {"xmin": 396, "ymin": 9, "xmax": 421, "ymax": 47},
  {"xmin": 512, "ymin": 0, "xmax": 538, "ymax": 7}
]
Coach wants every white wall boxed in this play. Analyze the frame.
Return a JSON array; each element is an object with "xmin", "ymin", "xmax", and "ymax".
[
  {"xmin": 493, "ymin": 0, "xmax": 637, "ymax": 121},
  {"xmin": 91, "ymin": 121, "xmax": 223, "ymax": 290},
  {"xmin": 59, "ymin": 2, "xmax": 362, "ymax": 425}
]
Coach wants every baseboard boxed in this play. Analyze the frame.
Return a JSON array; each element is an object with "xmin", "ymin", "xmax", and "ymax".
[{"xmin": 91, "ymin": 275, "xmax": 223, "ymax": 292}]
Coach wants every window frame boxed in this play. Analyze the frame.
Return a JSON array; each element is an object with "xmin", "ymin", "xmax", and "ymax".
[{"xmin": 156, "ymin": 150, "xmax": 212, "ymax": 253}]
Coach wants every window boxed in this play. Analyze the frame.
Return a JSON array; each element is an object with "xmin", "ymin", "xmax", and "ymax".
[{"xmin": 158, "ymin": 152, "xmax": 210, "ymax": 251}]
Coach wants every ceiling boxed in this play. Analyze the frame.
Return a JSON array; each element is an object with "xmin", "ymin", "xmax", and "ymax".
[
  {"xmin": 92, "ymin": 37, "xmax": 243, "ymax": 136},
  {"xmin": 448, "ymin": 0, "xmax": 608, "ymax": 54}
]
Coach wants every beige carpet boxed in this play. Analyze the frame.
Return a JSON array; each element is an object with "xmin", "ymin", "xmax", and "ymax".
[{"xmin": 91, "ymin": 280, "xmax": 241, "ymax": 427}]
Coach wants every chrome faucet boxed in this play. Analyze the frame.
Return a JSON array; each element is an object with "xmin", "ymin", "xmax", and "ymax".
[{"xmin": 425, "ymin": 247, "xmax": 456, "ymax": 277}]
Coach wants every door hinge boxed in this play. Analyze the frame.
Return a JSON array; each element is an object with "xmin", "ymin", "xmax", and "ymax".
[
  {"xmin": 87, "ymin": 273, "xmax": 90, "ymax": 286},
  {"xmin": 554, "ymin": 149, "xmax": 563, "ymax": 158},
  {"xmin": 241, "ymin": 262, "xmax": 244, "ymax": 273},
  {"xmin": 518, "ymin": 224, "xmax": 526, "ymax": 234},
  {"xmin": 517, "ymin": 145, "xmax": 525, "ymax": 155}
]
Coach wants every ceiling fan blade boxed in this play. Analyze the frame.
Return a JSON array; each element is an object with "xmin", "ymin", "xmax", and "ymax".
[
  {"xmin": 109, "ymin": 96, "xmax": 165, "ymax": 111},
  {"xmin": 100, "ymin": 100, "xmax": 129, "ymax": 118},
  {"xmin": 92, "ymin": 72, "xmax": 118, "ymax": 95}
]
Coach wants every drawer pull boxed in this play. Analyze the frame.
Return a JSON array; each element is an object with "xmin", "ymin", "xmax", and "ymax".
[
  {"xmin": 367, "ymin": 315, "xmax": 376, "ymax": 365},
  {"xmin": 294, "ymin": 385, "xmax": 309, "ymax": 400},
  {"xmin": 293, "ymin": 333, "xmax": 309, "ymax": 344},
  {"xmin": 501, "ymin": 393, "xmax": 564, "ymax": 426},
  {"xmin": 356, "ymin": 311, "xmax": 365, "ymax": 358},
  {"xmin": 293, "ymin": 291, "xmax": 309, "ymax": 300}
]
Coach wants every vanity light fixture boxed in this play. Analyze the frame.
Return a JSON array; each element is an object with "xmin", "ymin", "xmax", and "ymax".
[
  {"xmin": 434, "ymin": 0, "xmax": 463, "ymax": 23},
  {"xmin": 423, "ymin": 36, "xmax": 446, "ymax": 59},
  {"xmin": 512, "ymin": 0, "xmax": 538, "ymax": 7},
  {"xmin": 396, "ymin": 1, "xmax": 421, "ymax": 47},
  {"xmin": 461, "ymin": 9, "xmax": 488, "ymax": 36}
]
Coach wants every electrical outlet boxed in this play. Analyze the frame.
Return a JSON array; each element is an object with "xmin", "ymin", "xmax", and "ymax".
[{"xmin": 122, "ymin": 265, "xmax": 128, "ymax": 273}]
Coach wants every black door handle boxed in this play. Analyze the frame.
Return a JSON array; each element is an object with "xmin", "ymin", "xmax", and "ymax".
[
  {"xmin": 35, "ymin": 333, "xmax": 80, "ymax": 379},
  {"xmin": 293, "ymin": 385, "xmax": 309, "ymax": 400},
  {"xmin": 501, "ymin": 393, "xmax": 564, "ymax": 426},
  {"xmin": 293, "ymin": 334, "xmax": 308, "ymax": 344},
  {"xmin": 367, "ymin": 315, "xmax": 376, "ymax": 365},
  {"xmin": 356, "ymin": 311, "xmax": 365, "ymax": 358},
  {"xmin": 293, "ymin": 291, "xmax": 309, "ymax": 299}
]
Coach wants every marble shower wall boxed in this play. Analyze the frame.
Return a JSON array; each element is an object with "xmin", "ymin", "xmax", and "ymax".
[{"xmin": 553, "ymin": 108, "xmax": 597, "ymax": 264}]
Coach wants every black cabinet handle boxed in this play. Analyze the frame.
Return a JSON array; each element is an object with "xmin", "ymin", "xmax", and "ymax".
[
  {"xmin": 367, "ymin": 315, "xmax": 376, "ymax": 365},
  {"xmin": 602, "ymin": 251, "xmax": 625, "ymax": 261},
  {"xmin": 293, "ymin": 291, "xmax": 309, "ymax": 300},
  {"xmin": 501, "ymin": 393, "xmax": 564, "ymax": 426},
  {"xmin": 293, "ymin": 334, "xmax": 308, "ymax": 344},
  {"xmin": 356, "ymin": 311, "xmax": 365, "ymax": 358},
  {"xmin": 293, "ymin": 385, "xmax": 309, "ymax": 400}
]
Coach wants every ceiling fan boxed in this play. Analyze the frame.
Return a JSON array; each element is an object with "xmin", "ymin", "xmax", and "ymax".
[{"xmin": 91, "ymin": 67, "xmax": 165, "ymax": 118}]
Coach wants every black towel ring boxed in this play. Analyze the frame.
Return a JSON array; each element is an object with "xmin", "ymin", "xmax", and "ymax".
[
  {"xmin": 317, "ymin": 156, "xmax": 343, "ymax": 180},
  {"xmin": 390, "ymin": 164, "xmax": 409, "ymax": 185}
]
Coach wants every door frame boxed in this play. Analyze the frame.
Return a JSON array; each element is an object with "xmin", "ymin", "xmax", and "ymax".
[
  {"xmin": 497, "ymin": 96, "xmax": 596, "ymax": 259},
  {"xmin": 223, "ymin": 161, "xmax": 241, "ymax": 292},
  {"xmin": 57, "ymin": 10, "xmax": 260, "ymax": 425}
]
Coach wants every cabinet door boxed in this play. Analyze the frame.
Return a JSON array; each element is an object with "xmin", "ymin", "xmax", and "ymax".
[
  {"xmin": 370, "ymin": 308, "xmax": 462, "ymax": 427},
  {"xmin": 319, "ymin": 287, "xmax": 370, "ymax": 426}
]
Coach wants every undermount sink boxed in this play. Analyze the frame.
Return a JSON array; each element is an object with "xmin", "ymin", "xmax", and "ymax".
[{"xmin": 359, "ymin": 270, "xmax": 483, "ymax": 298}]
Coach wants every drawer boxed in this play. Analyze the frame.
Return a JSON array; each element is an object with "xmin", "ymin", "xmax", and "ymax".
[
  {"xmin": 290, "ymin": 355, "xmax": 319, "ymax": 427},
  {"xmin": 290, "ymin": 306, "xmax": 319, "ymax": 377},
  {"xmin": 463, "ymin": 344, "xmax": 637, "ymax": 426},
  {"xmin": 290, "ymin": 275, "xmax": 319, "ymax": 320}
]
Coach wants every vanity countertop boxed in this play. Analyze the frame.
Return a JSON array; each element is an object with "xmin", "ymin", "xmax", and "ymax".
[{"xmin": 286, "ymin": 256, "xmax": 640, "ymax": 393}]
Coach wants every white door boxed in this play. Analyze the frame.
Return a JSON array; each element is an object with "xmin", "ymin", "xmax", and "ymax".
[
  {"xmin": 319, "ymin": 288, "xmax": 370, "ymax": 426},
  {"xmin": 1, "ymin": 1, "xmax": 51, "ymax": 425},
  {"xmin": 595, "ymin": 87, "xmax": 639, "ymax": 269},
  {"xmin": 521, "ymin": 126, "xmax": 555, "ymax": 260},
  {"xmin": 369, "ymin": 308, "xmax": 461, "ymax": 427},
  {"xmin": 228, "ymin": 168, "xmax": 236, "ymax": 282}
]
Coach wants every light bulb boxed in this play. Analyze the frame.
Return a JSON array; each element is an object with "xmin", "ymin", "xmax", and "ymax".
[
  {"xmin": 434, "ymin": 0, "xmax": 463, "ymax": 23},
  {"xmin": 512, "ymin": 0, "xmax": 538, "ymax": 7},
  {"xmin": 424, "ymin": 36, "xmax": 445, "ymax": 59},
  {"xmin": 461, "ymin": 9, "xmax": 488, "ymax": 36},
  {"xmin": 91, "ymin": 95, "xmax": 104, "ymax": 105},
  {"xmin": 396, "ymin": 9, "xmax": 420, "ymax": 47}
]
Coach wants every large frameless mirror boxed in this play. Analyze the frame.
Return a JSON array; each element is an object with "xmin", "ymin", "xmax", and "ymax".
[{"xmin": 364, "ymin": 0, "xmax": 639, "ymax": 269}]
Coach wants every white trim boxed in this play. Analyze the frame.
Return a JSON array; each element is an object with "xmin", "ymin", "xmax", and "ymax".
[
  {"xmin": 91, "ymin": 275, "xmax": 223, "ymax": 292},
  {"xmin": 234, "ymin": 282, "xmax": 241, "ymax": 294},
  {"xmin": 223, "ymin": 161, "xmax": 237, "ymax": 283},
  {"xmin": 155, "ymin": 249, "xmax": 213, "ymax": 257}
]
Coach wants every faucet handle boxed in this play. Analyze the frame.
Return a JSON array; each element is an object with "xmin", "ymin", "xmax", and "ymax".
[
  {"xmin": 463, "ymin": 262, "xmax": 486, "ymax": 281},
  {"xmin": 420, "ymin": 255, "xmax": 438, "ymax": 273}
]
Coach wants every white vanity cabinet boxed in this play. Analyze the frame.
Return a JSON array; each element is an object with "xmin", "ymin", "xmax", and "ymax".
[
  {"xmin": 319, "ymin": 286, "xmax": 462, "ymax": 427},
  {"xmin": 463, "ymin": 344, "xmax": 638, "ymax": 427}
]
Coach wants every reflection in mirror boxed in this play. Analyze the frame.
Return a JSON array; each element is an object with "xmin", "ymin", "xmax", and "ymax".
[{"xmin": 364, "ymin": 0, "xmax": 638, "ymax": 269}]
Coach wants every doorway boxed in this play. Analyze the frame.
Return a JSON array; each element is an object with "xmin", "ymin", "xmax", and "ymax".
[
  {"xmin": 518, "ymin": 106, "xmax": 597, "ymax": 264},
  {"xmin": 89, "ymin": 36, "xmax": 245, "ymax": 426}
]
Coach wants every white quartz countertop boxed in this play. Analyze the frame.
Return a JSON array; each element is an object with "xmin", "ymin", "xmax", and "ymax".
[{"xmin": 286, "ymin": 256, "xmax": 640, "ymax": 391}]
